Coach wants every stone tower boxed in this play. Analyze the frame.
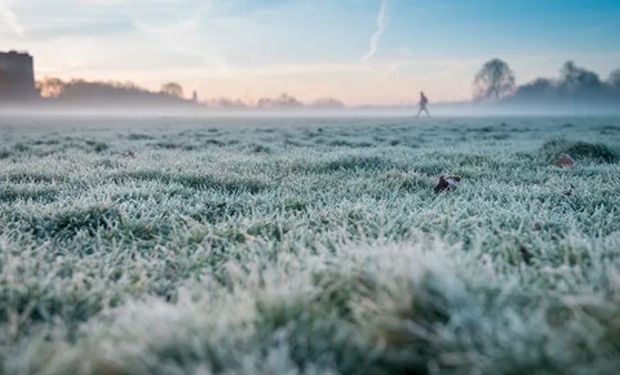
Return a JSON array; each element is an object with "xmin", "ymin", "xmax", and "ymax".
[{"xmin": 0, "ymin": 51, "xmax": 37, "ymax": 101}]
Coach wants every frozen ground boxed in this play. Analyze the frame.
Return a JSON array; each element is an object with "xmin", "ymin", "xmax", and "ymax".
[{"xmin": 1, "ymin": 115, "xmax": 620, "ymax": 374}]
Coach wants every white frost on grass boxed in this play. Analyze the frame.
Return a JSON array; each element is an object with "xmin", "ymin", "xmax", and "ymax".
[{"xmin": 1, "ymin": 116, "xmax": 620, "ymax": 374}]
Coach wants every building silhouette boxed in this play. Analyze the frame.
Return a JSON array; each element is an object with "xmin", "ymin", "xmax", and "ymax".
[{"xmin": 0, "ymin": 51, "xmax": 38, "ymax": 101}]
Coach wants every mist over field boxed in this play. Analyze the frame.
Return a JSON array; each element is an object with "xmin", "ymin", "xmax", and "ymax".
[{"xmin": 1, "ymin": 114, "xmax": 620, "ymax": 374}]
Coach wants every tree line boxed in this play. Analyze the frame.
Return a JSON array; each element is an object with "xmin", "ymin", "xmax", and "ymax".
[{"xmin": 472, "ymin": 59, "xmax": 620, "ymax": 106}]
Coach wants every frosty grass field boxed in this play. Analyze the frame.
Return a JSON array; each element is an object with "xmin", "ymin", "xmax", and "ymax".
[{"xmin": 1, "ymin": 115, "xmax": 620, "ymax": 375}]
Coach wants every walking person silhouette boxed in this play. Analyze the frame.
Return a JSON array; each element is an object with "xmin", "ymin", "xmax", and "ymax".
[{"xmin": 416, "ymin": 91, "xmax": 430, "ymax": 118}]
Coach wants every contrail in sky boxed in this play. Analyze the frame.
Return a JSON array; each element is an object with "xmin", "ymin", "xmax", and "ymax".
[
  {"xmin": 0, "ymin": 1, "xmax": 24, "ymax": 37},
  {"xmin": 362, "ymin": 0, "xmax": 388, "ymax": 62}
]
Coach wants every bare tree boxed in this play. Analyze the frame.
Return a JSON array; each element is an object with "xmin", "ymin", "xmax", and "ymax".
[
  {"xmin": 161, "ymin": 82, "xmax": 184, "ymax": 98},
  {"xmin": 473, "ymin": 59, "xmax": 516, "ymax": 101}
]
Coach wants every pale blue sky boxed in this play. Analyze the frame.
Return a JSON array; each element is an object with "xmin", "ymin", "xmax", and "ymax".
[{"xmin": 1, "ymin": 0, "xmax": 619, "ymax": 104}]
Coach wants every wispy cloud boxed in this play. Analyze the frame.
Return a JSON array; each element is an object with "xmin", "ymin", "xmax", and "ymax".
[
  {"xmin": 0, "ymin": 0, "xmax": 24, "ymax": 37},
  {"xmin": 362, "ymin": 0, "xmax": 388, "ymax": 62}
]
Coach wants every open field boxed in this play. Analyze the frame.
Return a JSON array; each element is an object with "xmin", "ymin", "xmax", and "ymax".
[{"xmin": 1, "ymin": 115, "xmax": 620, "ymax": 374}]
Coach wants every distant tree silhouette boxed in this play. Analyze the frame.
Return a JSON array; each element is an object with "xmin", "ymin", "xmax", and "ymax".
[
  {"xmin": 511, "ymin": 78, "xmax": 556, "ymax": 101},
  {"xmin": 161, "ymin": 82, "xmax": 184, "ymax": 98},
  {"xmin": 473, "ymin": 59, "xmax": 516, "ymax": 101},
  {"xmin": 608, "ymin": 70, "xmax": 620, "ymax": 87},
  {"xmin": 257, "ymin": 93, "xmax": 303, "ymax": 108},
  {"xmin": 607, "ymin": 69, "xmax": 620, "ymax": 89},
  {"xmin": 208, "ymin": 97, "xmax": 248, "ymax": 108},
  {"xmin": 33, "ymin": 77, "xmax": 199, "ymax": 108},
  {"xmin": 503, "ymin": 61, "xmax": 620, "ymax": 110},
  {"xmin": 558, "ymin": 61, "xmax": 603, "ymax": 95},
  {"xmin": 310, "ymin": 98, "xmax": 344, "ymax": 108}
]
